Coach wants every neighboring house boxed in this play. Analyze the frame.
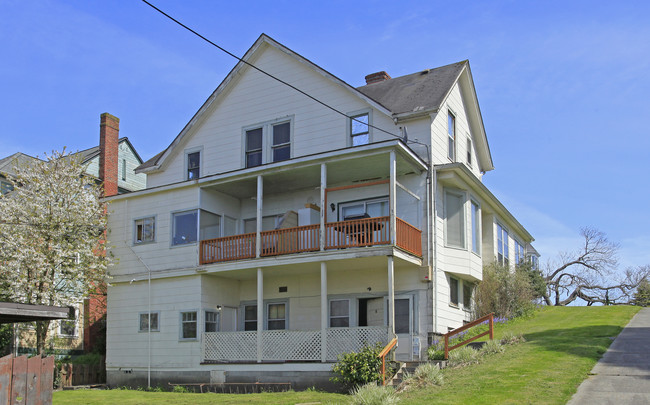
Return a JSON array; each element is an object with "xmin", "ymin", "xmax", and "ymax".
[
  {"xmin": 104, "ymin": 34, "xmax": 538, "ymax": 388},
  {"xmin": 0, "ymin": 113, "xmax": 146, "ymax": 356}
]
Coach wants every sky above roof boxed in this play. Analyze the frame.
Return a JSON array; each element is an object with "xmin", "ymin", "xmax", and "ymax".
[{"xmin": 1, "ymin": 0, "xmax": 648, "ymax": 270}]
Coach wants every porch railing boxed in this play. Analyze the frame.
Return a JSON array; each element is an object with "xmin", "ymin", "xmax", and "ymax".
[
  {"xmin": 202, "ymin": 327, "xmax": 389, "ymax": 363},
  {"xmin": 396, "ymin": 218, "xmax": 422, "ymax": 256},
  {"xmin": 200, "ymin": 216, "xmax": 421, "ymax": 265}
]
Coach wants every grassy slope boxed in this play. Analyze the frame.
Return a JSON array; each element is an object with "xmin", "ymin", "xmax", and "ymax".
[
  {"xmin": 54, "ymin": 306, "xmax": 639, "ymax": 405},
  {"xmin": 401, "ymin": 306, "xmax": 640, "ymax": 405}
]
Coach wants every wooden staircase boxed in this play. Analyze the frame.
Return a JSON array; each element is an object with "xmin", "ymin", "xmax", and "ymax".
[{"xmin": 385, "ymin": 360, "xmax": 447, "ymax": 387}]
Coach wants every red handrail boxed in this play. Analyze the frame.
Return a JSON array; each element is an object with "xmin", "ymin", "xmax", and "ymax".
[
  {"xmin": 378, "ymin": 337, "xmax": 398, "ymax": 386},
  {"xmin": 444, "ymin": 313, "xmax": 494, "ymax": 359}
]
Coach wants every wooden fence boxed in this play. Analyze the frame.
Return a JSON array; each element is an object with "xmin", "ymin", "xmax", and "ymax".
[
  {"xmin": 0, "ymin": 354, "xmax": 54, "ymax": 405},
  {"xmin": 59, "ymin": 356, "xmax": 106, "ymax": 387}
]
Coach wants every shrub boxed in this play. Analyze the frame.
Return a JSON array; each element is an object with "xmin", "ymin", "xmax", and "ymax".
[
  {"xmin": 427, "ymin": 342, "xmax": 445, "ymax": 361},
  {"xmin": 475, "ymin": 263, "xmax": 536, "ymax": 319},
  {"xmin": 500, "ymin": 331, "xmax": 526, "ymax": 345},
  {"xmin": 480, "ymin": 339, "xmax": 505, "ymax": 355},
  {"xmin": 172, "ymin": 385, "xmax": 189, "ymax": 393},
  {"xmin": 331, "ymin": 343, "xmax": 384, "ymax": 390},
  {"xmin": 350, "ymin": 383, "xmax": 400, "ymax": 405},
  {"xmin": 448, "ymin": 346, "xmax": 480, "ymax": 367},
  {"xmin": 398, "ymin": 363, "xmax": 443, "ymax": 392},
  {"xmin": 634, "ymin": 278, "xmax": 650, "ymax": 307}
]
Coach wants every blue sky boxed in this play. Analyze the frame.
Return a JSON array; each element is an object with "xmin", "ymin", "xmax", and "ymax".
[{"xmin": 1, "ymin": 0, "xmax": 649, "ymax": 270}]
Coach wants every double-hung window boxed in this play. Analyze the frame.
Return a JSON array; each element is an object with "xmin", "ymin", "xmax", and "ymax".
[
  {"xmin": 463, "ymin": 282, "xmax": 473, "ymax": 309},
  {"xmin": 471, "ymin": 200, "xmax": 480, "ymax": 255},
  {"xmin": 339, "ymin": 198, "xmax": 388, "ymax": 220},
  {"xmin": 172, "ymin": 210, "xmax": 198, "ymax": 246},
  {"xmin": 350, "ymin": 113, "xmax": 369, "ymax": 146},
  {"xmin": 60, "ymin": 307, "xmax": 76, "ymax": 336},
  {"xmin": 445, "ymin": 190, "xmax": 465, "ymax": 248},
  {"xmin": 450, "ymin": 277, "xmax": 459, "ymax": 306},
  {"xmin": 244, "ymin": 305, "xmax": 257, "ymax": 331},
  {"xmin": 245, "ymin": 128, "xmax": 263, "ymax": 168},
  {"xmin": 1, "ymin": 180, "xmax": 13, "ymax": 195},
  {"xmin": 515, "ymin": 240, "xmax": 525, "ymax": 265},
  {"xmin": 139, "ymin": 312, "xmax": 159, "ymax": 332},
  {"xmin": 329, "ymin": 300, "xmax": 350, "ymax": 327},
  {"xmin": 205, "ymin": 310, "xmax": 219, "ymax": 332},
  {"xmin": 267, "ymin": 303, "xmax": 286, "ymax": 330},
  {"xmin": 245, "ymin": 120, "xmax": 292, "ymax": 168},
  {"xmin": 497, "ymin": 223, "xmax": 509, "ymax": 266},
  {"xmin": 448, "ymin": 111, "xmax": 456, "ymax": 161},
  {"xmin": 134, "ymin": 216, "xmax": 155, "ymax": 244},
  {"xmin": 180, "ymin": 311, "xmax": 197, "ymax": 339},
  {"xmin": 186, "ymin": 151, "xmax": 200, "ymax": 180}
]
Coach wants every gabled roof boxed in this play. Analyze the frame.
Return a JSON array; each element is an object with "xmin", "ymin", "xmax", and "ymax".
[
  {"xmin": 357, "ymin": 61, "xmax": 466, "ymax": 116},
  {"xmin": 0, "ymin": 152, "xmax": 42, "ymax": 177},
  {"xmin": 358, "ymin": 61, "xmax": 494, "ymax": 172},
  {"xmin": 137, "ymin": 34, "xmax": 394, "ymax": 173},
  {"xmin": 71, "ymin": 137, "xmax": 143, "ymax": 164}
]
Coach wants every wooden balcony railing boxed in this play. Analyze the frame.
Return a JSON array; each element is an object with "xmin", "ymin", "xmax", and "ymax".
[
  {"xmin": 260, "ymin": 224, "xmax": 320, "ymax": 257},
  {"xmin": 396, "ymin": 218, "xmax": 422, "ymax": 256},
  {"xmin": 325, "ymin": 216, "xmax": 390, "ymax": 249},
  {"xmin": 200, "ymin": 216, "xmax": 422, "ymax": 265}
]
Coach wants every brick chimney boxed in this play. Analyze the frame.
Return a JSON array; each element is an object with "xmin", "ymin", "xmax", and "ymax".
[
  {"xmin": 365, "ymin": 71, "xmax": 391, "ymax": 85},
  {"xmin": 99, "ymin": 113, "xmax": 119, "ymax": 197}
]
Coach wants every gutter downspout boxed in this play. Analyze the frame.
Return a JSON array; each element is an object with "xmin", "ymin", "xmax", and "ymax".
[{"xmin": 432, "ymin": 159, "xmax": 439, "ymax": 335}]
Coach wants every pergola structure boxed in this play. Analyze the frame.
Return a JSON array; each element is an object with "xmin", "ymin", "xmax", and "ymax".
[{"xmin": 0, "ymin": 302, "xmax": 71, "ymax": 324}]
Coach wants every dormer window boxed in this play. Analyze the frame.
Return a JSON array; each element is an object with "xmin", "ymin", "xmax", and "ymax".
[
  {"xmin": 350, "ymin": 113, "xmax": 369, "ymax": 146},
  {"xmin": 187, "ymin": 151, "xmax": 200, "ymax": 180}
]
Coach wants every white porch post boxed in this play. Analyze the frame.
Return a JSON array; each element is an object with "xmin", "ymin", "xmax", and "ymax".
[
  {"xmin": 320, "ymin": 163, "xmax": 326, "ymax": 251},
  {"xmin": 388, "ymin": 255, "xmax": 395, "ymax": 338},
  {"xmin": 320, "ymin": 262, "xmax": 327, "ymax": 362},
  {"xmin": 257, "ymin": 267, "xmax": 263, "ymax": 363},
  {"xmin": 256, "ymin": 175, "xmax": 263, "ymax": 258},
  {"xmin": 389, "ymin": 150, "xmax": 397, "ymax": 245}
]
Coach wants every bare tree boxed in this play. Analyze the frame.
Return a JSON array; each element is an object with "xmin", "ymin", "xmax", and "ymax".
[{"xmin": 543, "ymin": 227, "xmax": 649, "ymax": 306}]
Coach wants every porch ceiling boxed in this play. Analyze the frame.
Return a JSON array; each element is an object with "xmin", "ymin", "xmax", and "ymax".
[{"xmin": 204, "ymin": 152, "xmax": 420, "ymax": 199}]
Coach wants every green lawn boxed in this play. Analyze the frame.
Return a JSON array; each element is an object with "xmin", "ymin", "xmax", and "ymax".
[
  {"xmin": 401, "ymin": 306, "xmax": 640, "ymax": 405},
  {"xmin": 54, "ymin": 306, "xmax": 639, "ymax": 405}
]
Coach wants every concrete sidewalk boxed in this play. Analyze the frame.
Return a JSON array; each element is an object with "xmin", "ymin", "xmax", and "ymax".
[{"xmin": 568, "ymin": 307, "xmax": 650, "ymax": 405}]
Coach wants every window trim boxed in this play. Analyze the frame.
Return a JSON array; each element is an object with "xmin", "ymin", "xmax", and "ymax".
[
  {"xmin": 179, "ymin": 310, "xmax": 199, "ymax": 341},
  {"xmin": 337, "ymin": 196, "xmax": 389, "ymax": 221},
  {"xmin": 266, "ymin": 302, "xmax": 287, "ymax": 330},
  {"xmin": 139, "ymin": 311, "xmax": 160, "ymax": 333},
  {"xmin": 133, "ymin": 215, "xmax": 156, "ymax": 245},
  {"xmin": 59, "ymin": 307, "xmax": 77, "ymax": 337},
  {"xmin": 171, "ymin": 208, "xmax": 199, "ymax": 247},
  {"xmin": 444, "ymin": 189, "xmax": 466, "ymax": 249},
  {"xmin": 347, "ymin": 109, "xmax": 373, "ymax": 147},
  {"xmin": 239, "ymin": 300, "xmax": 289, "ymax": 331},
  {"xmin": 242, "ymin": 117, "xmax": 294, "ymax": 168},
  {"xmin": 184, "ymin": 146, "xmax": 203, "ymax": 181}
]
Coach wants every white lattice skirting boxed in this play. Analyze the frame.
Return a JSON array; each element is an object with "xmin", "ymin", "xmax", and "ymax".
[{"xmin": 202, "ymin": 327, "xmax": 388, "ymax": 362}]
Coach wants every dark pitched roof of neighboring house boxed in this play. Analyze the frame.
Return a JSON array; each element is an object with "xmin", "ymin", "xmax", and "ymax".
[
  {"xmin": 70, "ymin": 137, "xmax": 143, "ymax": 164},
  {"xmin": 0, "ymin": 152, "xmax": 42, "ymax": 177},
  {"xmin": 356, "ymin": 61, "xmax": 467, "ymax": 116}
]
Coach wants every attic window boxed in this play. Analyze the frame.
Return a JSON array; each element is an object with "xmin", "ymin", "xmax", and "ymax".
[
  {"xmin": 350, "ymin": 113, "xmax": 369, "ymax": 146},
  {"xmin": 447, "ymin": 111, "xmax": 456, "ymax": 161},
  {"xmin": 187, "ymin": 151, "xmax": 200, "ymax": 180}
]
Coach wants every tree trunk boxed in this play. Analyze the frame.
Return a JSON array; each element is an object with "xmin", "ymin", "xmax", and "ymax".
[{"xmin": 36, "ymin": 320, "xmax": 50, "ymax": 355}]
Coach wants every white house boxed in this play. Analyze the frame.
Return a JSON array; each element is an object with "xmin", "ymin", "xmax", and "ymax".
[{"xmin": 104, "ymin": 34, "xmax": 536, "ymax": 388}]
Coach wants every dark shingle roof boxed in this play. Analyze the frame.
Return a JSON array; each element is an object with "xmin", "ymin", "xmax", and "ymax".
[
  {"xmin": 69, "ymin": 137, "xmax": 130, "ymax": 163},
  {"xmin": 0, "ymin": 152, "xmax": 42, "ymax": 177},
  {"xmin": 137, "ymin": 150, "xmax": 164, "ymax": 171},
  {"xmin": 356, "ymin": 61, "xmax": 466, "ymax": 116}
]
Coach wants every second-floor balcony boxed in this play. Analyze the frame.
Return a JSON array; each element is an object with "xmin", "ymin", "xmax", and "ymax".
[{"xmin": 200, "ymin": 216, "xmax": 422, "ymax": 265}]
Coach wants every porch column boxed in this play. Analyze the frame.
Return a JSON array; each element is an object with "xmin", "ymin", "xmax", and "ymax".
[
  {"xmin": 389, "ymin": 150, "xmax": 397, "ymax": 245},
  {"xmin": 257, "ymin": 267, "xmax": 263, "ymax": 363},
  {"xmin": 320, "ymin": 163, "xmax": 327, "ymax": 251},
  {"xmin": 387, "ymin": 255, "xmax": 395, "ymax": 337},
  {"xmin": 256, "ymin": 175, "xmax": 263, "ymax": 258},
  {"xmin": 320, "ymin": 262, "xmax": 327, "ymax": 362}
]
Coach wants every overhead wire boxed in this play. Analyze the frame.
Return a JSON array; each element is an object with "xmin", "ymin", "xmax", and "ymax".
[{"xmin": 140, "ymin": 0, "xmax": 432, "ymax": 154}]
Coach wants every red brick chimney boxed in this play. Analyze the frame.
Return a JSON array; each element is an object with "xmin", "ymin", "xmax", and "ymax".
[
  {"xmin": 365, "ymin": 71, "xmax": 391, "ymax": 85},
  {"xmin": 99, "ymin": 113, "xmax": 119, "ymax": 197}
]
